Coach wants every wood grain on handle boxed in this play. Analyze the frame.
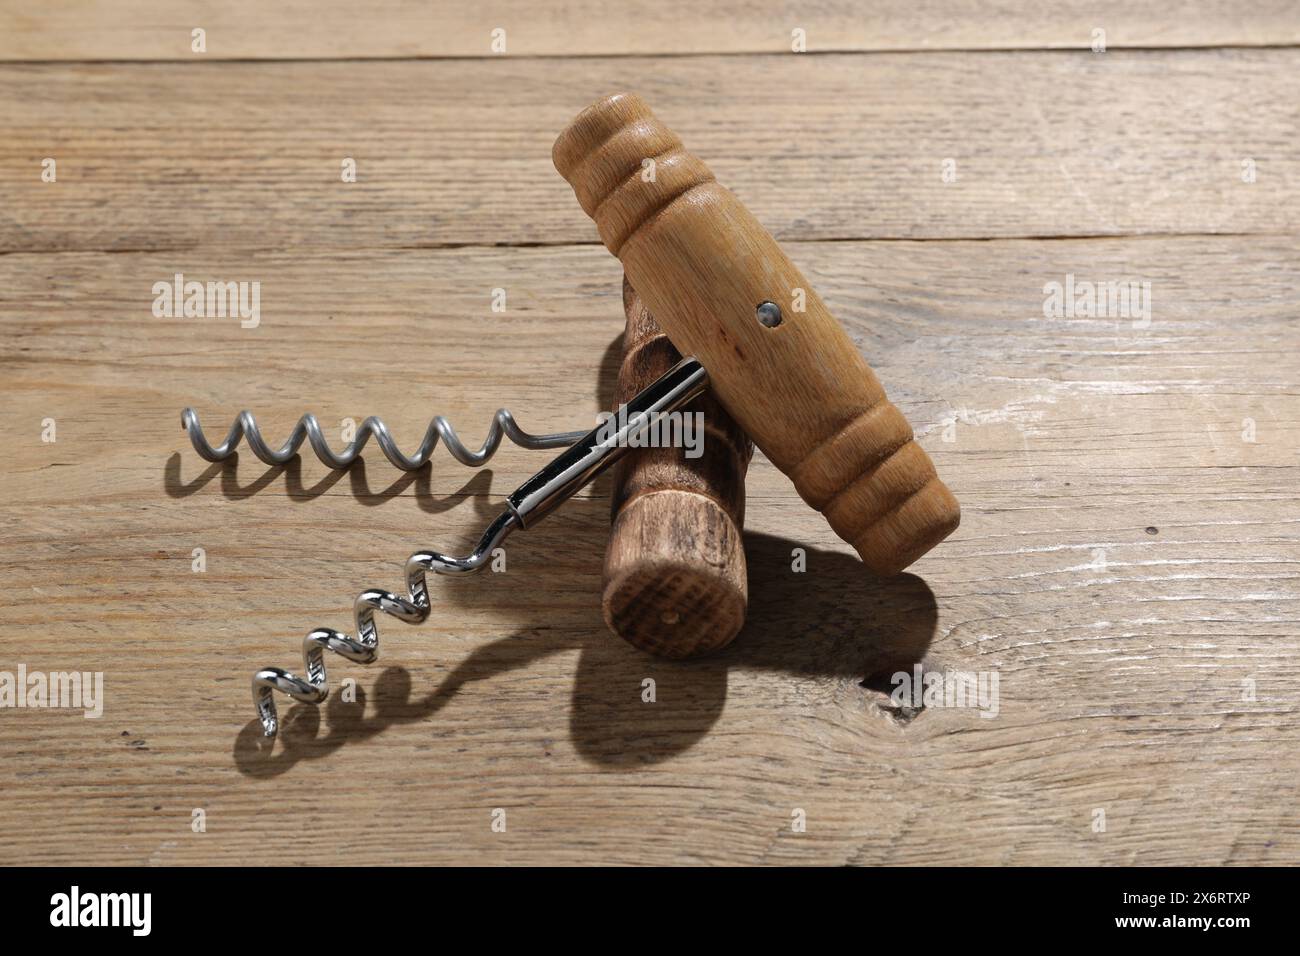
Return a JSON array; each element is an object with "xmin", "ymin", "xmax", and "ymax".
[
  {"xmin": 554, "ymin": 93, "xmax": 960, "ymax": 575},
  {"xmin": 603, "ymin": 277, "xmax": 754, "ymax": 658}
]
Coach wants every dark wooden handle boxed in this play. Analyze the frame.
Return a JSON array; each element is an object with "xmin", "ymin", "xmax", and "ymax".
[
  {"xmin": 555, "ymin": 93, "xmax": 960, "ymax": 575},
  {"xmin": 601, "ymin": 277, "xmax": 754, "ymax": 658}
]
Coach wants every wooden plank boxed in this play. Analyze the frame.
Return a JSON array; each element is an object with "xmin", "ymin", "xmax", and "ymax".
[
  {"xmin": 2, "ymin": 49, "xmax": 1297, "ymax": 254},
  {"xmin": 2, "ymin": 1, "xmax": 1298, "ymax": 60},
  {"xmin": 2, "ymin": 236, "xmax": 1297, "ymax": 864}
]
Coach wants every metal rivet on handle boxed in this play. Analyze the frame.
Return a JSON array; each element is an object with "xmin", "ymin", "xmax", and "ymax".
[{"xmin": 755, "ymin": 301, "xmax": 783, "ymax": 328}]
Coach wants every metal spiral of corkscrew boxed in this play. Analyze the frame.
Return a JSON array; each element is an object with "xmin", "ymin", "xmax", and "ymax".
[
  {"xmin": 250, "ymin": 509, "xmax": 520, "ymax": 737},
  {"xmin": 182, "ymin": 358, "xmax": 710, "ymax": 738},
  {"xmin": 181, "ymin": 407, "xmax": 586, "ymax": 471}
]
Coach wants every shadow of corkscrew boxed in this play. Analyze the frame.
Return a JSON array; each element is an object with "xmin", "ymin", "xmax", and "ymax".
[
  {"xmin": 230, "ymin": 525, "xmax": 938, "ymax": 778},
  {"xmin": 163, "ymin": 450, "xmax": 502, "ymax": 513}
]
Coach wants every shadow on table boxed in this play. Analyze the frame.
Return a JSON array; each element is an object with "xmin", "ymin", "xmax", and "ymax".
[
  {"xmin": 163, "ymin": 451, "xmax": 506, "ymax": 514},
  {"xmin": 231, "ymin": 526, "xmax": 938, "ymax": 778}
]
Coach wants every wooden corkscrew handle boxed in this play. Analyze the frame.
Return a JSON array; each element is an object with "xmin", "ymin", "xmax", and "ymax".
[
  {"xmin": 603, "ymin": 277, "xmax": 754, "ymax": 658},
  {"xmin": 555, "ymin": 93, "xmax": 960, "ymax": 575}
]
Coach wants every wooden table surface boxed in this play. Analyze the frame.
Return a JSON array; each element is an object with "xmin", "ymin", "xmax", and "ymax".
[{"xmin": 2, "ymin": 2, "xmax": 1298, "ymax": 866}]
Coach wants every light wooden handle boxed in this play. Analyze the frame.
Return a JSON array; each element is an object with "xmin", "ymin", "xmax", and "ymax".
[
  {"xmin": 602, "ymin": 277, "xmax": 754, "ymax": 658},
  {"xmin": 555, "ymin": 93, "xmax": 959, "ymax": 575}
]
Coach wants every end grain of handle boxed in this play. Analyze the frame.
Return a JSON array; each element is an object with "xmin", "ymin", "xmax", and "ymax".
[
  {"xmin": 602, "ymin": 277, "xmax": 754, "ymax": 658},
  {"xmin": 554, "ymin": 93, "xmax": 960, "ymax": 575}
]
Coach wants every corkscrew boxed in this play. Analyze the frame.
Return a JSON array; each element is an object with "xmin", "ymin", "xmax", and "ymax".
[
  {"xmin": 184, "ymin": 358, "xmax": 709, "ymax": 736},
  {"xmin": 183, "ymin": 92, "xmax": 963, "ymax": 741}
]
